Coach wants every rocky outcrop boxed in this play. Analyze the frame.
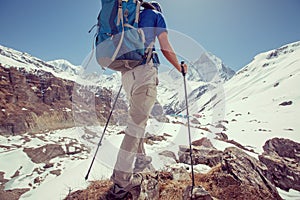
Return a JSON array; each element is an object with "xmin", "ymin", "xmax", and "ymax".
[
  {"xmin": 139, "ymin": 172, "xmax": 160, "ymax": 200},
  {"xmin": 66, "ymin": 148, "xmax": 282, "ymax": 200},
  {"xmin": 144, "ymin": 132, "xmax": 171, "ymax": 145},
  {"xmin": 158, "ymin": 150, "xmax": 178, "ymax": 162},
  {"xmin": 0, "ymin": 65, "xmax": 126, "ymax": 135},
  {"xmin": 0, "ymin": 171, "xmax": 29, "ymax": 200},
  {"xmin": 178, "ymin": 139, "xmax": 282, "ymax": 199},
  {"xmin": 259, "ymin": 138, "xmax": 300, "ymax": 192},
  {"xmin": 179, "ymin": 137, "xmax": 223, "ymax": 167},
  {"xmin": 220, "ymin": 147, "xmax": 282, "ymax": 200},
  {"xmin": 23, "ymin": 142, "xmax": 89, "ymax": 164},
  {"xmin": 0, "ymin": 188, "xmax": 30, "ymax": 200},
  {"xmin": 192, "ymin": 137, "xmax": 215, "ymax": 148},
  {"xmin": 215, "ymin": 132, "xmax": 256, "ymax": 153},
  {"xmin": 23, "ymin": 144, "xmax": 65, "ymax": 164}
]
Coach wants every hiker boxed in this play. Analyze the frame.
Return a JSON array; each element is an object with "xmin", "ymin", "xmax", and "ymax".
[{"xmin": 108, "ymin": 1, "xmax": 188, "ymax": 198}]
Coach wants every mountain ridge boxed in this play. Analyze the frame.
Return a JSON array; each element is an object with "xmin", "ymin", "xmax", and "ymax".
[
  {"xmin": 0, "ymin": 44, "xmax": 236, "ymax": 117},
  {"xmin": 0, "ymin": 41, "xmax": 300, "ymax": 199}
]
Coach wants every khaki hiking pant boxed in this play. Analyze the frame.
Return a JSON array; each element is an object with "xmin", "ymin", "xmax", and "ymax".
[{"xmin": 111, "ymin": 63, "xmax": 157, "ymax": 188}]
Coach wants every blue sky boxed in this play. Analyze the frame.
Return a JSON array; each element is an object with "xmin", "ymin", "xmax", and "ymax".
[{"xmin": 0, "ymin": 0, "xmax": 299, "ymax": 71}]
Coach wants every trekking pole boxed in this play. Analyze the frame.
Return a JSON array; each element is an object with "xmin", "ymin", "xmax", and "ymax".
[
  {"xmin": 85, "ymin": 85, "xmax": 123, "ymax": 180},
  {"xmin": 181, "ymin": 61, "xmax": 195, "ymax": 189}
]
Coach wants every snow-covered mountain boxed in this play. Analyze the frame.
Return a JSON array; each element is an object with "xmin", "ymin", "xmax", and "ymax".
[
  {"xmin": 0, "ymin": 44, "xmax": 235, "ymax": 116},
  {"xmin": 190, "ymin": 41, "xmax": 300, "ymax": 153},
  {"xmin": 155, "ymin": 41, "xmax": 300, "ymax": 199},
  {"xmin": 0, "ymin": 45, "xmax": 80, "ymax": 81},
  {"xmin": 157, "ymin": 51, "xmax": 234, "ymax": 114},
  {"xmin": 1, "ymin": 42, "xmax": 300, "ymax": 199},
  {"xmin": 188, "ymin": 51, "xmax": 235, "ymax": 82},
  {"xmin": 0, "ymin": 44, "xmax": 125, "ymax": 99},
  {"xmin": 47, "ymin": 59, "xmax": 81, "ymax": 77}
]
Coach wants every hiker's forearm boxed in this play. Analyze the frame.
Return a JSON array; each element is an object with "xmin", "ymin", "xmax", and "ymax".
[
  {"xmin": 158, "ymin": 32, "xmax": 181, "ymax": 72},
  {"xmin": 161, "ymin": 49, "xmax": 182, "ymax": 72}
]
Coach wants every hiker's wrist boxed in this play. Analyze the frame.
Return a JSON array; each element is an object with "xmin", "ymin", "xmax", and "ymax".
[{"xmin": 175, "ymin": 63, "xmax": 181, "ymax": 72}]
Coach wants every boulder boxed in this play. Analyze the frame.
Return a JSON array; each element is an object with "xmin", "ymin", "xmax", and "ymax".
[
  {"xmin": 179, "ymin": 144, "xmax": 223, "ymax": 167},
  {"xmin": 192, "ymin": 137, "xmax": 215, "ymax": 148},
  {"xmin": 158, "ymin": 150, "xmax": 178, "ymax": 162},
  {"xmin": 144, "ymin": 132, "xmax": 167, "ymax": 145},
  {"xmin": 138, "ymin": 172, "xmax": 160, "ymax": 200},
  {"xmin": 259, "ymin": 137, "xmax": 300, "ymax": 192},
  {"xmin": 23, "ymin": 144, "xmax": 65, "ymax": 164},
  {"xmin": 167, "ymin": 166, "xmax": 191, "ymax": 182},
  {"xmin": 183, "ymin": 186, "xmax": 213, "ymax": 200},
  {"xmin": 220, "ymin": 147, "xmax": 282, "ymax": 200}
]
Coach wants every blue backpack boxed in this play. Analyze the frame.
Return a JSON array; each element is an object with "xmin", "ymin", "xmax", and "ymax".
[{"xmin": 95, "ymin": 0, "xmax": 153, "ymax": 72}]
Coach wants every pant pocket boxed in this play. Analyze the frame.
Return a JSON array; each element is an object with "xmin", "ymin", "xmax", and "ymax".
[
  {"xmin": 146, "ymin": 86, "xmax": 157, "ymax": 98},
  {"xmin": 130, "ymin": 85, "xmax": 157, "ymax": 126}
]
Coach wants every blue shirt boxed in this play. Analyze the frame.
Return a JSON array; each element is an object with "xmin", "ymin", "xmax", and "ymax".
[{"xmin": 139, "ymin": 9, "xmax": 167, "ymax": 47}]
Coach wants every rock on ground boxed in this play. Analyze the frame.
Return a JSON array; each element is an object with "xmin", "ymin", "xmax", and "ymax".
[{"xmin": 259, "ymin": 137, "xmax": 300, "ymax": 192}]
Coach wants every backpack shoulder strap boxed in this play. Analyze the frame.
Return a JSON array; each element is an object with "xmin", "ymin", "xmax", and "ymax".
[
  {"xmin": 135, "ymin": 0, "xmax": 141, "ymax": 25},
  {"xmin": 112, "ymin": 0, "xmax": 125, "ymax": 61},
  {"xmin": 116, "ymin": 0, "xmax": 123, "ymax": 27}
]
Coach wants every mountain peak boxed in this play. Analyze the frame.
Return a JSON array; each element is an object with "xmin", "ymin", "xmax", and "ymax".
[
  {"xmin": 236, "ymin": 40, "xmax": 300, "ymax": 76},
  {"xmin": 189, "ymin": 51, "xmax": 235, "ymax": 82},
  {"xmin": 0, "ymin": 45, "xmax": 85, "ymax": 81},
  {"xmin": 47, "ymin": 59, "xmax": 82, "ymax": 76}
]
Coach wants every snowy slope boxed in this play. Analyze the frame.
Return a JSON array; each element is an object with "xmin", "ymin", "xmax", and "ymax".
[
  {"xmin": 156, "ymin": 50, "xmax": 234, "ymax": 114},
  {"xmin": 1, "ymin": 42, "xmax": 300, "ymax": 199},
  {"xmin": 0, "ymin": 45, "xmax": 121, "ymax": 88},
  {"xmin": 13, "ymin": 122, "xmax": 224, "ymax": 200},
  {"xmin": 0, "ymin": 45, "xmax": 80, "ymax": 82},
  {"xmin": 190, "ymin": 41, "xmax": 300, "ymax": 153},
  {"xmin": 185, "ymin": 41, "xmax": 300, "ymax": 199},
  {"xmin": 224, "ymin": 42, "xmax": 300, "ymax": 152}
]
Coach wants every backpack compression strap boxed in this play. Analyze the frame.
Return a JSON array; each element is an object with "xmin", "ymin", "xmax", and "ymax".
[
  {"xmin": 113, "ymin": 0, "xmax": 154, "ymax": 65},
  {"xmin": 135, "ymin": 0, "xmax": 141, "ymax": 25},
  {"xmin": 113, "ymin": 0, "xmax": 144, "ymax": 62}
]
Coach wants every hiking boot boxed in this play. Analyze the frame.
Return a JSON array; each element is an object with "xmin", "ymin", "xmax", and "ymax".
[
  {"xmin": 106, "ymin": 184, "xmax": 129, "ymax": 200},
  {"xmin": 106, "ymin": 173, "xmax": 143, "ymax": 199},
  {"xmin": 133, "ymin": 155, "xmax": 153, "ymax": 173}
]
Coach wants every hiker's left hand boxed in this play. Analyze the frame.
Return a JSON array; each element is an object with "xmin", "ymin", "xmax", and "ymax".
[{"xmin": 180, "ymin": 63, "xmax": 188, "ymax": 75}]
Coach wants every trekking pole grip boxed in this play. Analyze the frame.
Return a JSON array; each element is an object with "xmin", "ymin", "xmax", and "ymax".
[{"xmin": 181, "ymin": 61, "xmax": 186, "ymax": 77}]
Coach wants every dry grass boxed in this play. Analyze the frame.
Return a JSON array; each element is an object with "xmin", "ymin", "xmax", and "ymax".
[
  {"xmin": 65, "ymin": 165, "xmax": 279, "ymax": 200},
  {"xmin": 65, "ymin": 180, "xmax": 113, "ymax": 200}
]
